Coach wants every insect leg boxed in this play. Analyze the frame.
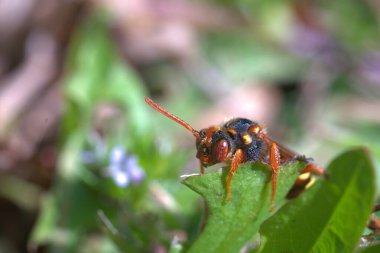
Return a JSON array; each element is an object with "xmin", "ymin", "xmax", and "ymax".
[
  {"xmin": 362, "ymin": 204, "xmax": 380, "ymax": 243},
  {"xmin": 269, "ymin": 142, "xmax": 281, "ymax": 211},
  {"xmin": 301, "ymin": 163, "xmax": 324, "ymax": 176},
  {"xmin": 200, "ymin": 162, "xmax": 205, "ymax": 175},
  {"xmin": 226, "ymin": 149, "xmax": 244, "ymax": 202}
]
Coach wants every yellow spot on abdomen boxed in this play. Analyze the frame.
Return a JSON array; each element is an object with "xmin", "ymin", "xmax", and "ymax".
[
  {"xmin": 305, "ymin": 176, "xmax": 316, "ymax": 189},
  {"xmin": 298, "ymin": 172, "xmax": 311, "ymax": 181}
]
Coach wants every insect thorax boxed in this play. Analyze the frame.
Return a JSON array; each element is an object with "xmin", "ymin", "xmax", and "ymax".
[{"xmin": 222, "ymin": 118, "xmax": 268, "ymax": 162}]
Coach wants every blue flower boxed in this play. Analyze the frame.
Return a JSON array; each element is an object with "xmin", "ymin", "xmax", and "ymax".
[
  {"xmin": 107, "ymin": 145, "xmax": 145, "ymax": 187},
  {"xmin": 109, "ymin": 145, "xmax": 126, "ymax": 164},
  {"xmin": 108, "ymin": 164, "xmax": 130, "ymax": 187},
  {"xmin": 124, "ymin": 156, "xmax": 144, "ymax": 184}
]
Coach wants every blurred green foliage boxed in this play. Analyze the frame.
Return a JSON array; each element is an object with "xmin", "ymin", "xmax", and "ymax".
[{"xmin": 30, "ymin": 14, "xmax": 199, "ymax": 252}]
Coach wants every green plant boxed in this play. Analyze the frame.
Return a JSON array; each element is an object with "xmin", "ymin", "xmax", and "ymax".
[{"xmin": 181, "ymin": 148, "xmax": 376, "ymax": 253}]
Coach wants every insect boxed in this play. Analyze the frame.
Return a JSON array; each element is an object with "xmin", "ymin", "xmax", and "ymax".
[
  {"xmin": 364, "ymin": 204, "xmax": 380, "ymax": 243},
  {"xmin": 145, "ymin": 97, "xmax": 324, "ymax": 210}
]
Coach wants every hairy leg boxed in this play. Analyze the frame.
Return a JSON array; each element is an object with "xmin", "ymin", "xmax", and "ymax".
[{"xmin": 226, "ymin": 149, "xmax": 244, "ymax": 202}]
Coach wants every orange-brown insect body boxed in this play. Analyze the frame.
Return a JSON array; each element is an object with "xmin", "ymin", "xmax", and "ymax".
[{"xmin": 145, "ymin": 97, "xmax": 323, "ymax": 210}]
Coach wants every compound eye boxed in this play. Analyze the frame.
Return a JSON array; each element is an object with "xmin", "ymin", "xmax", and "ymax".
[{"xmin": 211, "ymin": 139, "xmax": 229, "ymax": 163}]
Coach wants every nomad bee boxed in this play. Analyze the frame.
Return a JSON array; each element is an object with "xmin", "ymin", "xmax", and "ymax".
[{"xmin": 145, "ymin": 97, "xmax": 324, "ymax": 209}]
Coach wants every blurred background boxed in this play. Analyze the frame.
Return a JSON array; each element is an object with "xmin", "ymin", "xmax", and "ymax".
[{"xmin": 0, "ymin": 0, "xmax": 379, "ymax": 252}]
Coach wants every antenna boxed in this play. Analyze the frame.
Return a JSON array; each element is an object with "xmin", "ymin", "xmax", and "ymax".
[{"xmin": 145, "ymin": 97, "xmax": 201, "ymax": 141}]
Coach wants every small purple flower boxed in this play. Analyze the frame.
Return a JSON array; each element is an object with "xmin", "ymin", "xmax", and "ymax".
[
  {"xmin": 109, "ymin": 164, "xmax": 130, "ymax": 187},
  {"xmin": 109, "ymin": 145, "xmax": 126, "ymax": 164},
  {"xmin": 124, "ymin": 156, "xmax": 145, "ymax": 184},
  {"xmin": 107, "ymin": 145, "xmax": 145, "ymax": 188}
]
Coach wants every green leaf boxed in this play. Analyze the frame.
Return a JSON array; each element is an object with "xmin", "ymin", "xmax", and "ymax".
[
  {"xmin": 182, "ymin": 161, "xmax": 306, "ymax": 253},
  {"xmin": 259, "ymin": 148, "xmax": 376, "ymax": 253},
  {"xmin": 28, "ymin": 194, "xmax": 58, "ymax": 247}
]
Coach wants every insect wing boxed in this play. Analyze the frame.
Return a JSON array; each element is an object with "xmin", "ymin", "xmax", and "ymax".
[{"xmin": 264, "ymin": 136, "xmax": 298, "ymax": 163}]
